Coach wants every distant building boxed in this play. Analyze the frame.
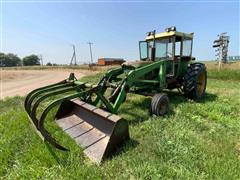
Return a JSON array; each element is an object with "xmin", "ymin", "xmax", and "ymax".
[{"xmin": 98, "ymin": 58, "xmax": 125, "ymax": 66}]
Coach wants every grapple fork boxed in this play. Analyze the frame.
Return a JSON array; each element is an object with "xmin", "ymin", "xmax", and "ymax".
[{"xmin": 24, "ymin": 73, "xmax": 129, "ymax": 164}]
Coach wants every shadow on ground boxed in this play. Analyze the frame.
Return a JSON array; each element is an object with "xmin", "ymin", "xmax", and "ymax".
[
  {"xmin": 45, "ymin": 137, "xmax": 139, "ymax": 165},
  {"xmin": 108, "ymin": 139, "xmax": 139, "ymax": 161},
  {"xmin": 45, "ymin": 142, "xmax": 70, "ymax": 165},
  {"xmin": 120, "ymin": 91, "xmax": 217, "ymax": 125}
]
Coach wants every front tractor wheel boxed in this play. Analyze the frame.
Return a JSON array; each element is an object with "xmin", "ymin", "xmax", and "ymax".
[
  {"xmin": 151, "ymin": 93, "xmax": 169, "ymax": 116},
  {"xmin": 183, "ymin": 63, "xmax": 207, "ymax": 99}
]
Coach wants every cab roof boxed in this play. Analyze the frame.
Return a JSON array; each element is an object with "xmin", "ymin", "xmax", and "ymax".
[{"xmin": 145, "ymin": 30, "xmax": 194, "ymax": 41}]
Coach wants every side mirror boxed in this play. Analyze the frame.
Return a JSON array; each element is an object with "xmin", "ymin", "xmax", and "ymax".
[{"xmin": 192, "ymin": 57, "xmax": 196, "ymax": 61}]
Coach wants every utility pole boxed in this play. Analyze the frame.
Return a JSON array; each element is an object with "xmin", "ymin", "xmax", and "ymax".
[
  {"xmin": 70, "ymin": 44, "xmax": 77, "ymax": 66},
  {"xmin": 39, "ymin": 54, "xmax": 43, "ymax": 66},
  {"xmin": 87, "ymin": 42, "xmax": 93, "ymax": 64},
  {"xmin": 213, "ymin": 33, "xmax": 230, "ymax": 71}
]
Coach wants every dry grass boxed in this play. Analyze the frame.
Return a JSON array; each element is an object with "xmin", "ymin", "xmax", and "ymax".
[
  {"xmin": 0, "ymin": 64, "xmax": 119, "ymax": 82},
  {"xmin": 205, "ymin": 61, "xmax": 240, "ymax": 70},
  {"xmin": 2, "ymin": 64, "xmax": 120, "ymax": 71},
  {"xmin": 0, "ymin": 68, "xmax": 99, "ymax": 81},
  {"xmin": 204, "ymin": 61, "xmax": 240, "ymax": 81}
]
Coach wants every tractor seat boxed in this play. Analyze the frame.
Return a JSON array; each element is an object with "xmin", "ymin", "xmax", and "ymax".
[{"xmin": 174, "ymin": 56, "xmax": 191, "ymax": 62}]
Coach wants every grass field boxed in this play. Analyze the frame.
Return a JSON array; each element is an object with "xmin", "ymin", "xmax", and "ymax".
[{"xmin": 1, "ymin": 62, "xmax": 240, "ymax": 179}]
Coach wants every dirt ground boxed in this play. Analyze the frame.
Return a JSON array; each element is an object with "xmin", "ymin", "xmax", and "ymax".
[{"xmin": 0, "ymin": 69, "xmax": 94, "ymax": 99}]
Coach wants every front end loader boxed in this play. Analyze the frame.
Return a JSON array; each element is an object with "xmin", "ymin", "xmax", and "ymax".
[{"xmin": 25, "ymin": 27, "xmax": 207, "ymax": 164}]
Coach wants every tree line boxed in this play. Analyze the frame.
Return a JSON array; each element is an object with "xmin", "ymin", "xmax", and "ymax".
[{"xmin": 0, "ymin": 53, "xmax": 41, "ymax": 67}]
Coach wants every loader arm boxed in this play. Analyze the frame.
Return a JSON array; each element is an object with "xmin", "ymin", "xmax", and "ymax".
[{"xmin": 103, "ymin": 60, "xmax": 167, "ymax": 113}]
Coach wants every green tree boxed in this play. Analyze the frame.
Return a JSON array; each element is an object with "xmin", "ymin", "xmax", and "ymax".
[
  {"xmin": 22, "ymin": 55, "xmax": 40, "ymax": 66},
  {"xmin": 46, "ymin": 62, "xmax": 52, "ymax": 66},
  {"xmin": 0, "ymin": 53, "xmax": 21, "ymax": 67}
]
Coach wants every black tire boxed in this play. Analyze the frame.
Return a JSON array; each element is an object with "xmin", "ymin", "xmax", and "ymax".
[
  {"xmin": 151, "ymin": 93, "xmax": 169, "ymax": 116},
  {"xmin": 183, "ymin": 63, "xmax": 207, "ymax": 99}
]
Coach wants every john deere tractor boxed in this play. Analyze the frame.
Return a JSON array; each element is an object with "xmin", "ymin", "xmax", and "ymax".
[{"xmin": 25, "ymin": 27, "xmax": 207, "ymax": 163}]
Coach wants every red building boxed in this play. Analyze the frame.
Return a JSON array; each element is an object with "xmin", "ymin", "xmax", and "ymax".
[{"xmin": 98, "ymin": 58, "xmax": 125, "ymax": 66}]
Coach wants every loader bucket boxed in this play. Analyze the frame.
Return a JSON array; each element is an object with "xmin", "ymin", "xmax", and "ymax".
[{"xmin": 55, "ymin": 98, "xmax": 129, "ymax": 163}]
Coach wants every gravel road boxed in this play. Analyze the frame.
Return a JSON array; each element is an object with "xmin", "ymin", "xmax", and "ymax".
[{"xmin": 0, "ymin": 69, "xmax": 89, "ymax": 99}]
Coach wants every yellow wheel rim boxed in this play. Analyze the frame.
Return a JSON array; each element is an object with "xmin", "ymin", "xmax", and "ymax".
[{"xmin": 197, "ymin": 71, "xmax": 206, "ymax": 96}]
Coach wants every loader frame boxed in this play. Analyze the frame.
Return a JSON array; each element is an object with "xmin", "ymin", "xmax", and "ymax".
[{"xmin": 24, "ymin": 59, "xmax": 168, "ymax": 151}]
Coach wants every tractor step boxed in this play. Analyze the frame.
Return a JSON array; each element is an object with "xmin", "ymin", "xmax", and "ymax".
[{"xmin": 55, "ymin": 99, "xmax": 129, "ymax": 164}]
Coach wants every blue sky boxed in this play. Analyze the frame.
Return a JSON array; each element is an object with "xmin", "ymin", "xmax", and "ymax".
[{"xmin": 1, "ymin": 1, "xmax": 239, "ymax": 64}]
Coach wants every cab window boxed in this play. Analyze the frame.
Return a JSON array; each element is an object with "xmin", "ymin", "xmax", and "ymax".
[
  {"xmin": 155, "ymin": 38, "xmax": 173, "ymax": 58},
  {"xmin": 139, "ymin": 41, "xmax": 148, "ymax": 60},
  {"xmin": 182, "ymin": 39, "xmax": 192, "ymax": 56}
]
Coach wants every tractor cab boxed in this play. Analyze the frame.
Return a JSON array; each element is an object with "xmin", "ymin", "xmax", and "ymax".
[
  {"xmin": 139, "ymin": 27, "xmax": 194, "ymax": 77},
  {"xmin": 140, "ymin": 27, "xmax": 194, "ymax": 62}
]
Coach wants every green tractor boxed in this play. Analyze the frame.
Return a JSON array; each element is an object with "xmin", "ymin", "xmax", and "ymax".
[{"xmin": 25, "ymin": 27, "xmax": 207, "ymax": 164}]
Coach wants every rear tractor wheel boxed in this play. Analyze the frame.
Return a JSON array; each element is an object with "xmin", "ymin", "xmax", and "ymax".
[
  {"xmin": 183, "ymin": 63, "xmax": 207, "ymax": 99},
  {"xmin": 151, "ymin": 93, "xmax": 169, "ymax": 116}
]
